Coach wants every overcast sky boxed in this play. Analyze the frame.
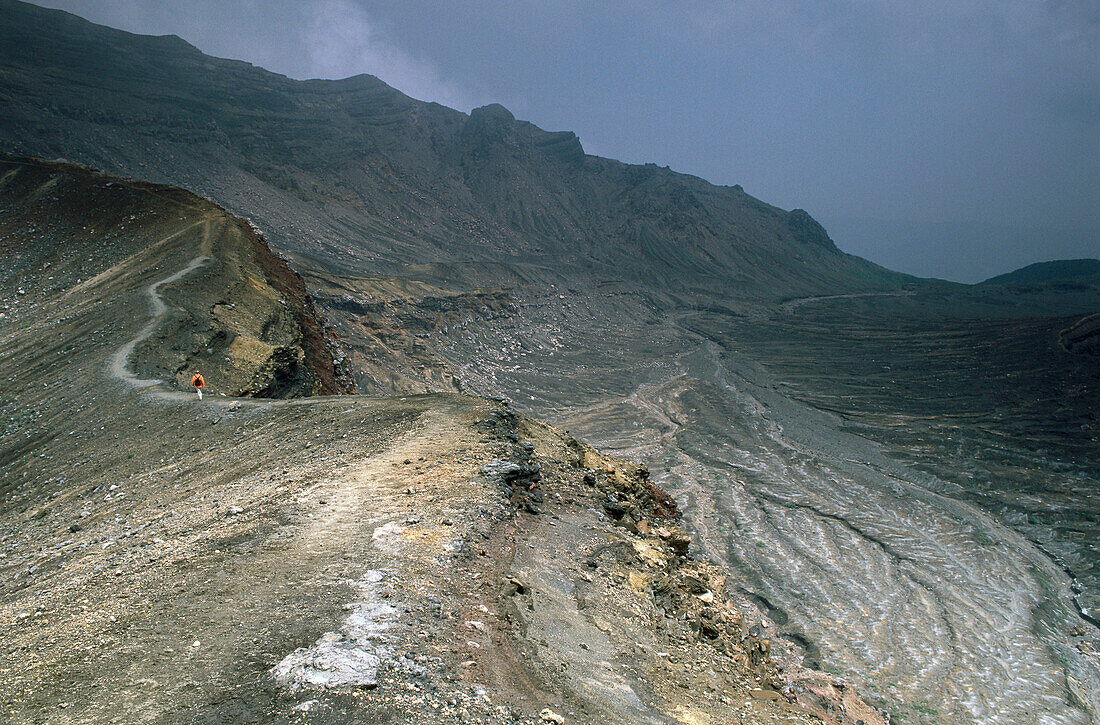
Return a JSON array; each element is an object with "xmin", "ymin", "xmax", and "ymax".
[{"xmin": 37, "ymin": 0, "xmax": 1100, "ymax": 281}]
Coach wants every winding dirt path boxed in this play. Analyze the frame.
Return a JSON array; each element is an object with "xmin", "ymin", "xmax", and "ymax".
[
  {"xmin": 105, "ymin": 219, "xmax": 212, "ymax": 389},
  {"xmin": 779, "ymin": 289, "xmax": 913, "ymax": 313}
]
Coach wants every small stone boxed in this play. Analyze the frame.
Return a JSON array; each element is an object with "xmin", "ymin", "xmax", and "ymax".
[
  {"xmin": 540, "ymin": 708, "xmax": 565, "ymax": 724},
  {"xmin": 226, "ymin": 506, "xmax": 243, "ymax": 516},
  {"xmin": 502, "ymin": 577, "xmax": 528, "ymax": 596},
  {"xmin": 68, "ymin": 523, "xmax": 82, "ymax": 533},
  {"xmin": 191, "ymin": 640, "xmax": 200, "ymax": 648}
]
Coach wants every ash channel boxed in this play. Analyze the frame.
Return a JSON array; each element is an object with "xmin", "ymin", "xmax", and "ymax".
[{"xmin": 562, "ymin": 336, "xmax": 1098, "ymax": 723}]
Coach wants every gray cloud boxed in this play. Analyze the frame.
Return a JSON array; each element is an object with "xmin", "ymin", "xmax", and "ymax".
[{"xmin": 295, "ymin": 0, "xmax": 477, "ymax": 109}]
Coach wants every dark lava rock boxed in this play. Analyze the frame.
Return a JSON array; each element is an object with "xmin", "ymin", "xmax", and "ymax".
[
  {"xmin": 668, "ymin": 532, "xmax": 692, "ymax": 556},
  {"xmin": 602, "ymin": 501, "xmax": 627, "ymax": 521}
]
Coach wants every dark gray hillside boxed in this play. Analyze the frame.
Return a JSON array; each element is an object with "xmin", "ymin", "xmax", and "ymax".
[
  {"xmin": 0, "ymin": 0, "xmax": 902, "ymax": 297},
  {"xmin": 981, "ymin": 258, "xmax": 1100, "ymax": 286},
  {"xmin": 3, "ymin": 4, "xmax": 1100, "ymax": 722}
]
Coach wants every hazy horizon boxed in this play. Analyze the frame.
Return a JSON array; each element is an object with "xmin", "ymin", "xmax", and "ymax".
[{"xmin": 32, "ymin": 0, "xmax": 1100, "ymax": 282}]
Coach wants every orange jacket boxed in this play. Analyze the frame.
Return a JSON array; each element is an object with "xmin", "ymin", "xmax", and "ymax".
[{"xmin": 191, "ymin": 373, "xmax": 205, "ymax": 389}]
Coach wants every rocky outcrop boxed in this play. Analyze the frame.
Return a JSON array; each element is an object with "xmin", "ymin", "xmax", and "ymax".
[
  {"xmin": 469, "ymin": 408, "xmax": 889, "ymax": 725},
  {"xmin": 305, "ymin": 271, "xmax": 513, "ymax": 395},
  {"xmin": 787, "ymin": 209, "xmax": 839, "ymax": 251},
  {"xmin": 0, "ymin": 154, "xmax": 355, "ymax": 399},
  {"xmin": 237, "ymin": 219, "xmax": 357, "ymax": 395},
  {"xmin": 1060, "ymin": 312, "xmax": 1100, "ymax": 356}
]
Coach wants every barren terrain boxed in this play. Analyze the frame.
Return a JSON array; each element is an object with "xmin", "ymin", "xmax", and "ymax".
[
  {"xmin": 1, "ymin": 157, "xmax": 883, "ymax": 724},
  {"xmin": 0, "ymin": 4, "xmax": 1097, "ymax": 722}
]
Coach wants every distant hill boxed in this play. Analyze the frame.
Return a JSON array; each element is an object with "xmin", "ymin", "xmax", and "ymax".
[
  {"xmin": 0, "ymin": 0, "xmax": 903, "ymax": 300},
  {"xmin": 981, "ymin": 259, "xmax": 1100, "ymax": 286}
]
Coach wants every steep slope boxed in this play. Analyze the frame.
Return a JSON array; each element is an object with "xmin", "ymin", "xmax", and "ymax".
[
  {"xmin": 0, "ymin": 155, "xmax": 354, "ymax": 397},
  {"xmin": 1, "ymin": 158, "xmax": 893, "ymax": 724},
  {"xmin": 437, "ymin": 277, "xmax": 1100, "ymax": 724},
  {"xmin": 2, "ymin": 3, "xmax": 1097, "ymax": 723},
  {"xmin": 0, "ymin": 0, "xmax": 902, "ymax": 300}
]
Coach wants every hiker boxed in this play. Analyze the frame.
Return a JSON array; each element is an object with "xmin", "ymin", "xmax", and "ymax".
[{"xmin": 191, "ymin": 371, "xmax": 205, "ymax": 400}]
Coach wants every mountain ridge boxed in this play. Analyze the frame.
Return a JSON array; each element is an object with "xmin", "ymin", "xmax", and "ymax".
[
  {"xmin": 981, "ymin": 258, "xmax": 1100, "ymax": 286},
  {"xmin": 3, "ymin": 2, "xmax": 1098, "ymax": 722},
  {"xmin": 0, "ymin": 153, "xmax": 883, "ymax": 725},
  {"xmin": 0, "ymin": 0, "xmax": 904, "ymax": 300}
]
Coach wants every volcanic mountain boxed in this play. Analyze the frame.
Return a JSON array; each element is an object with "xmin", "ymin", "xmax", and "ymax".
[
  {"xmin": 0, "ymin": 0, "xmax": 900, "ymax": 299},
  {"xmin": 2, "ymin": 154, "xmax": 899, "ymax": 724},
  {"xmin": 1, "ymin": 1, "xmax": 1098, "ymax": 723}
]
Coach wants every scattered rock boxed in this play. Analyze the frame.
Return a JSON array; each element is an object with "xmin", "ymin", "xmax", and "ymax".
[
  {"xmin": 539, "ymin": 707, "xmax": 565, "ymax": 724},
  {"xmin": 502, "ymin": 577, "xmax": 528, "ymax": 596},
  {"xmin": 667, "ymin": 532, "xmax": 692, "ymax": 556},
  {"xmin": 602, "ymin": 500, "xmax": 627, "ymax": 520}
]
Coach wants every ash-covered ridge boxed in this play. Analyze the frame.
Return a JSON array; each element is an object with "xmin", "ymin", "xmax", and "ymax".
[{"xmin": 0, "ymin": 155, "xmax": 887, "ymax": 723}]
